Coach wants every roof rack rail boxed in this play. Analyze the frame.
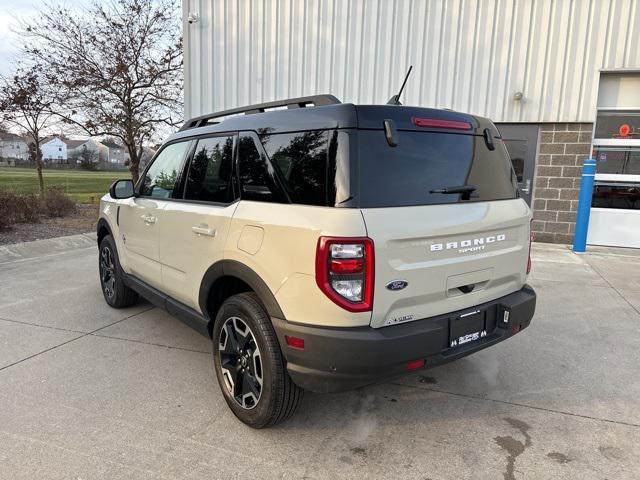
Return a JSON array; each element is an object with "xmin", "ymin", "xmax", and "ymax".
[{"xmin": 179, "ymin": 94, "xmax": 342, "ymax": 131}]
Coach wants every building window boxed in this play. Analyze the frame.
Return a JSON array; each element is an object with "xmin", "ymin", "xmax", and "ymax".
[{"xmin": 592, "ymin": 110, "xmax": 640, "ymax": 211}]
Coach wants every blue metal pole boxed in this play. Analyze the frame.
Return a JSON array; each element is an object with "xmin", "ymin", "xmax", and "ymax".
[{"xmin": 572, "ymin": 158, "xmax": 597, "ymax": 253}]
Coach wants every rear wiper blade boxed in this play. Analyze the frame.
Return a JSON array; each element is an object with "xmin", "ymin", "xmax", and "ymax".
[{"xmin": 429, "ymin": 185, "xmax": 477, "ymax": 195}]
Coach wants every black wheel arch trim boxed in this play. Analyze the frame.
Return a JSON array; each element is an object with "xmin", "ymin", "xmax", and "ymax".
[
  {"xmin": 199, "ymin": 260, "xmax": 285, "ymax": 320},
  {"xmin": 97, "ymin": 217, "xmax": 114, "ymax": 243}
]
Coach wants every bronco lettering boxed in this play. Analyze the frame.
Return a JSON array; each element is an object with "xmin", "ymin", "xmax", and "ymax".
[{"xmin": 430, "ymin": 234, "xmax": 506, "ymax": 252}]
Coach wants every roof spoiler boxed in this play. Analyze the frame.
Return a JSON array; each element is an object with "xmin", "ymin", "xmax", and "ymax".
[{"xmin": 179, "ymin": 94, "xmax": 342, "ymax": 131}]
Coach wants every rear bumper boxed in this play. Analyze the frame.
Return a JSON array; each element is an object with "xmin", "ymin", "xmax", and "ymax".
[{"xmin": 272, "ymin": 285, "xmax": 536, "ymax": 393}]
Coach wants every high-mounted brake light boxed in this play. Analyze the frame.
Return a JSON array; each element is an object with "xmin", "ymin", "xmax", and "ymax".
[
  {"xmin": 411, "ymin": 116, "xmax": 472, "ymax": 130},
  {"xmin": 316, "ymin": 237, "xmax": 374, "ymax": 312}
]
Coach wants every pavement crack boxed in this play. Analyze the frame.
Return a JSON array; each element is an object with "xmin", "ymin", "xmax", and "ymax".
[
  {"xmin": 89, "ymin": 333, "xmax": 211, "ymax": 354},
  {"xmin": 389, "ymin": 381, "xmax": 640, "ymax": 428},
  {"xmin": 0, "ymin": 307, "xmax": 154, "ymax": 374},
  {"xmin": 0, "ymin": 245, "xmax": 96, "ymax": 265},
  {"xmin": 582, "ymin": 258, "xmax": 640, "ymax": 319},
  {"xmin": 0, "ymin": 316, "xmax": 86, "ymax": 334}
]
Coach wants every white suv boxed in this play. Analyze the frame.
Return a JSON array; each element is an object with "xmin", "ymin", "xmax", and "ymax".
[{"xmin": 98, "ymin": 95, "xmax": 536, "ymax": 428}]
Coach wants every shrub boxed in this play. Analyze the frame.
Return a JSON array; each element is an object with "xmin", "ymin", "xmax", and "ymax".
[
  {"xmin": 79, "ymin": 157, "xmax": 98, "ymax": 171},
  {"xmin": 43, "ymin": 187, "xmax": 75, "ymax": 217},
  {"xmin": 0, "ymin": 190, "xmax": 41, "ymax": 230},
  {"xmin": 13, "ymin": 193, "xmax": 41, "ymax": 222},
  {"xmin": 0, "ymin": 191, "xmax": 16, "ymax": 230}
]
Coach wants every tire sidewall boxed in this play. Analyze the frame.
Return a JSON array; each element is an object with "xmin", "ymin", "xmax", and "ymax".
[
  {"xmin": 98, "ymin": 235, "xmax": 124, "ymax": 306},
  {"xmin": 212, "ymin": 297, "xmax": 281, "ymax": 427}
]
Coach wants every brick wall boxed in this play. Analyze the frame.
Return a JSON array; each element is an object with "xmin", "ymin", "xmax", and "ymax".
[{"xmin": 531, "ymin": 123, "xmax": 593, "ymax": 244}]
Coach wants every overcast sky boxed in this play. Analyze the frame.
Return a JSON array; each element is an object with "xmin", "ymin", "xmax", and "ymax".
[{"xmin": 0, "ymin": 0, "xmax": 86, "ymax": 76}]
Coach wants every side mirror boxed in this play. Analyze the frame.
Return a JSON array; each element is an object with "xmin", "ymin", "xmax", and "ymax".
[{"xmin": 109, "ymin": 179, "xmax": 135, "ymax": 199}]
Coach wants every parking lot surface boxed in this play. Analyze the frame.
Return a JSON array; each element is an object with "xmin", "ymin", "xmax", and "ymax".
[{"xmin": 1, "ymin": 235, "xmax": 639, "ymax": 479}]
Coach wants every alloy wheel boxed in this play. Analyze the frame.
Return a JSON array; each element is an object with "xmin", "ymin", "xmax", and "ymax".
[
  {"xmin": 100, "ymin": 246, "xmax": 116, "ymax": 300},
  {"xmin": 218, "ymin": 316, "xmax": 263, "ymax": 409}
]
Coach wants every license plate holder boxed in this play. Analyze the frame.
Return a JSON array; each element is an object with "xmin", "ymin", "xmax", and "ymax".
[{"xmin": 449, "ymin": 309, "xmax": 487, "ymax": 348}]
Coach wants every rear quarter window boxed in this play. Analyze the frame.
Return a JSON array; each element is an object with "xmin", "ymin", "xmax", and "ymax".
[
  {"xmin": 260, "ymin": 130, "xmax": 337, "ymax": 206},
  {"xmin": 357, "ymin": 130, "xmax": 517, "ymax": 208}
]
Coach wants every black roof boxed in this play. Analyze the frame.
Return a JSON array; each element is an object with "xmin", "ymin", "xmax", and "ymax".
[{"xmin": 169, "ymin": 95, "xmax": 499, "ymax": 143}]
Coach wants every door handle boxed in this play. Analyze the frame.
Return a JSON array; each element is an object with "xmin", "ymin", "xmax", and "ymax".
[
  {"xmin": 192, "ymin": 226, "xmax": 217, "ymax": 237},
  {"xmin": 521, "ymin": 179, "xmax": 531, "ymax": 194},
  {"xmin": 141, "ymin": 214, "xmax": 157, "ymax": 224}
]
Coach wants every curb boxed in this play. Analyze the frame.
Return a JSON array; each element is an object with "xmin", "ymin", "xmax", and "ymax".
[{"xmin": 0, "ymin": 232, "xmax": 96, "ymax": 265}]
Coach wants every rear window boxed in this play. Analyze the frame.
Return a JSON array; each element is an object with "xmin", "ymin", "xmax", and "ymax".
[{"xmin": 357, "ymin": 130, "xmax": 517, "ymax": 208}]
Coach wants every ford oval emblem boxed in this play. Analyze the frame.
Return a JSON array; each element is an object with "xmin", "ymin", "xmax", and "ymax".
[{"xmin": 386, "ymin": 280, "xmax": 408, "ymax": 291}]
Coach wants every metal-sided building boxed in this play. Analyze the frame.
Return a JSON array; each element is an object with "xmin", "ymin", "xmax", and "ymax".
[{"xmin": 182, "ymin": 0, "xmax": 640, "ymax": 248}]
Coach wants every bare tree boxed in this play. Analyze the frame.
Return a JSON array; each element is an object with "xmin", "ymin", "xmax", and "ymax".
[
  {"xmin": 22, "ymin": 0, "xmax": 182, "ymax": 183},
  {"xmin": 0, "ymin": 64, "xmax": 56, "ymax": 196}
]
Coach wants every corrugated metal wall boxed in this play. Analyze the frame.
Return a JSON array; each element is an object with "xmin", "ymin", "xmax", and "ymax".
[{"xmin": 183, "ymin": 0, "xmax": 640, "ymax": 122}]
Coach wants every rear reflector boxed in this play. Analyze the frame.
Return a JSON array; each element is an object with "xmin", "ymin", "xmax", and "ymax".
[
  {"xmin": 405, "ymin": 359, "xmax": 426, "ymax": 371},
  {"xmin": 285, "ymin": 335, "xmax": 305, "ymax": 350},
  {"xmin": 411, "ymin": 116, "xmax": 472, "ymax": 130}
]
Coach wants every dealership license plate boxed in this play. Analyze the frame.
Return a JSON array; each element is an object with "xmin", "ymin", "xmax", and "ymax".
[
  {"xmin": 450, "ymin": 310, "xmax": 487, "ymax": 348},
  {"xmin": 457, "ymin": 331, "xmax": 481, "ymax": 345}
]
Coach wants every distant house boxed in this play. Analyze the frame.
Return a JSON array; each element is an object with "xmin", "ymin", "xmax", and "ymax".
[
  {"xmin": 41, "ymin": 136, "xmax": 68, "ymax": 163},
  {"xmin": 101, "ymin": 140, "xmax": 127, "ymax": 165},
  {"xmin": 0, "ymin": 133, "xmax": 29, "ymax": 165},
  {"xmin": 140, "ymin": 147, "xmax": 156, "ymax": 168},
  {"xmin": 66, "ymin": 138, "xmax": 108, "ymax": 163},
  {"xmin": 119, "ymin": 147, "xmax": 157, "ymax": 170}
]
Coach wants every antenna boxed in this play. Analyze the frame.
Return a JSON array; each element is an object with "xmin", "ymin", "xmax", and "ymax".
[{"xmin": 386, "ymin": 65, "xmax": 413, "ymax": 105}]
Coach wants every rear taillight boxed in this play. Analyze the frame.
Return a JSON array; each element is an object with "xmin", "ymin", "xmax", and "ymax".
[
  {"xmin": 315, "ymin": 237, "xmax": 374, "ymax": 312},
  {"xmin": 526, "ymin": 221, "xmax": 533, "ymax": 274}
]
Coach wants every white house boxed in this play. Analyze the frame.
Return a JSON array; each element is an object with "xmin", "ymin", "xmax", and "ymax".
[
  {"xmin": 66, "ymin": 138, "xmax": 108, "ymax": 163},
  {"xmin": 0, "ymin": 132, "xmax": 29, "ymax": 165},
  {"xmin": 41, "ymin": 136, "xmax": 68, "ymax": 163}
]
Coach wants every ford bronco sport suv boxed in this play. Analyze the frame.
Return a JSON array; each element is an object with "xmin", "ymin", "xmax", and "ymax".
[{"xmin": 98, "ymin": 95, "xmax": 536, "ymax": 428}]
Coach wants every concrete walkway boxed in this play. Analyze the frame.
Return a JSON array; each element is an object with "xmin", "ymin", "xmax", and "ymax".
[{"xmin": 0, "ymin": 236, "xmax": 638, "ymax": 479}]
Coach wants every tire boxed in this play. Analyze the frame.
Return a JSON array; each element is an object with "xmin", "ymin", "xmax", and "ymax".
[
  {"xmin": 212, "ymin": 292, "xmax": 303, "ymax": 428},
  {"xmin": 98, "ymin": 234, "xmax": 139, "ymax": 309}
]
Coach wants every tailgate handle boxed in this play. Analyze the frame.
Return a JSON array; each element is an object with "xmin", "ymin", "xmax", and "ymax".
[{"xmin": 447, "ymin": 280, "xmax": 489, "ymax": 297}]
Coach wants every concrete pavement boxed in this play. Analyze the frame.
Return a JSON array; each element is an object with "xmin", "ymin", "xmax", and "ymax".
[{"xmin": 1, "ymin": 235, "xmax": 639, "ymax": 479}]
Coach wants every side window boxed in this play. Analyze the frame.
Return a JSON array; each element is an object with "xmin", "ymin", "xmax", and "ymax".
[
  {"xmin": 184, "ymin": 135, "xmax": 236, "ymax": 203},
  {"xmin": 140, "ymin": 141, "xmax": 190, "ymax": 198},
  {"xmin": 260, "ymin": 130, "xmax": 331, "ymax": 206},
  {"xmin": 238, "ymin": 134, "xmax": 287, "ymax": 203}
]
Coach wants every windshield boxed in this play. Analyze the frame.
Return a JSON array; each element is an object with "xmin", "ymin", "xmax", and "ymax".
[{"xmin": 356, "ymin": 130, "xmax": 517, "ymax": 208}]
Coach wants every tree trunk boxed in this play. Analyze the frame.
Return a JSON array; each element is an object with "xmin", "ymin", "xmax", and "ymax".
[
  {"xmin": 127, "ymin": 143, "xmax": 140, "ymax": 184},
  {"xmin": 35, "ymin": 140, "xmax": 45, "ymax": 197}
]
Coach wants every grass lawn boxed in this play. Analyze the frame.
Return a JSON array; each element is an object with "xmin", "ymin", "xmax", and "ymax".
[{"xmin": 0, "ymin": 167, "xmax": 131, "ymax": 203}]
